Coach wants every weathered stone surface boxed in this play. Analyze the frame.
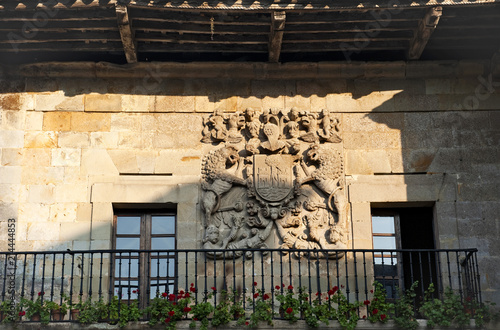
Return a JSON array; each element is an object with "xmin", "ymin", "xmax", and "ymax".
[
  {"xmin": 84, "ymin": 94, "xmax": 122, "ymax": 112},
  {"xmin": 0, "ymin": 130, "xmax": 24, "ymax": 148},
  {"xmin": 54, "ymin": 184, "xmax": 88, "ymax": 203},
  {"xmin": 2, "ymin": 110, "xmax": 25, "ymax": 130},
  {"xmin": 60, "ymin": 222, "xmax": 91, "ymax": 241},
  {"xmin": 90, "ymin": 131, "xmax": 119, "ymax": 148},
  {"xmin": 1, "ymin": 148, "xmax": 23, "ymax": 166},
  {"xmin": 35, "ymin": 93, "xmax": 84, "ymax": 111},
  {"xmin": 71, "ymin": 113, "xmax": 111, "ymax": 132},
  {"xmin": 43, "ymin": 112, "xmax": 72, "ymax": 131},
  {"xmin": 27, "ymin": 222, "xmax": 60, "ymax": 241},
  {"xmin": 25, "ymin": 111, "xmax": 43, "ymax": 130},
  {"xmin": 21, "ymin": 166, "xmax": 65, "ymax": 185},
  {"xmin": 58, "ymin": 132, "xmax": 90, "ymax": 148},
  {"xmin": 49, "ymin": 203, "xmax": 78, "ymax": 223},
  {"xmin": 81, "ymin": 149, "xmax": 119, "ymax": 175},
  {"xmin": 26, "ymin": 184, "xmax": 55, "ymax": 204},
  {"xmin": 24, "ymin": 131, "xmax": 57, "ymax": 148},
  {"xmin": 51, "ymin": 148, "xmax": 81, "ymax": 167},
  {"xmin": 121, "ymin": 95, "xmax": 154, "ymax": 112}
]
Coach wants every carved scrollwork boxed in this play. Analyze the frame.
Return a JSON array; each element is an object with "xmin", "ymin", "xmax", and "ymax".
[{"xmin": 200, "ymin": 108, "xmax": 347, "ymax": 259}]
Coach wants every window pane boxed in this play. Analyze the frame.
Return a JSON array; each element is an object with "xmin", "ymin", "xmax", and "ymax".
[
  {"xmin": 150, "ymin": 258, "xmax": 176, "ymax": 277},
  {"xmin": 116, "ymin": 216, "xmax": 141, "ymax": 235},
  {"xmin": 152, "ymin": 237, "xmax": 175, "ymax": 250},
  {"xmin": 150, "ymin": 282, "xmax": 175, "ymax": 298},
  {"xmin": 116, "ymin": 237, "xmax": 140, "ymax": 250},
  {"xmin": 115, "ymin": 258, "xmax": 139, "ymax": 277},
  {"xmin": 373, "ymin": 236, "xmax": 396, "ymax": 250},
  {"xmin": 152, "ymin": 216, "xmax": 175, "ymax": 234},
  {"xmin": 372, "ymin": 216, "xmax": 395, "ymax": 234},
  {"xmin": 114, "ymin": 280, "xmax": 139, "ymax": 300}
]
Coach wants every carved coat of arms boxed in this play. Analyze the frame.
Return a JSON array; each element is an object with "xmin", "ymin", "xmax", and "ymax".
[{"xmin": 200, "ymin": 108, "xmax": 347, "ymax": 259}]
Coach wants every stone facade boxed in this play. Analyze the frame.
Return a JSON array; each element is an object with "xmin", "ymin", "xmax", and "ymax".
[{"xmin": 0, "ymin": 61, "xmax": 499, "ymax": 304}]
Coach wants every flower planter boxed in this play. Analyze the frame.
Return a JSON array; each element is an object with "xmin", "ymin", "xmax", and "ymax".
[
  {"xmin": 30, "ymin": 313, "xmax": 41, "ymax": 322},
  {"xmin": 70, "ymin": 309, "xmax": 80, "ymax": 321},
  {"xmin": 51, "ymin": 310, "xmax": 65, "ymax": 321}
]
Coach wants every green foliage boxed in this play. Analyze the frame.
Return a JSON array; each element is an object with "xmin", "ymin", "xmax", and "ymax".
[
  {"xmin": 329, "ymin": 287, "xmax": 362, "ymax": 330},
  {"xmin": 211, "ymin": 289, "xmax": 245, "ymax": 327},
  {"xmin": 366, "ymin": 282, "xmax": 393, "ymax": 324},
  {"xmin": 0, "ymin": 300, "xmax": 20, "ymax": 323},
  {"xmin": 247, "ymin": 286, "xmax": 274, "ymax": 328},
  {"xmin": 20, "ymin": 294, "xmax": 51, "ymax": 325},
  {"xmin": 393, "ymin": 281, "xmax": 419, "ymax": 330},
  {"xmin": 275, "ymin": 285, "xmax": 304, "ymax": 323}
]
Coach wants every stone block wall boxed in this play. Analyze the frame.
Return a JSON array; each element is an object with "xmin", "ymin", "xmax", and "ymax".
[{"xmin": 0, "ymin": 61, "xmax": 498, "ymax": 304}]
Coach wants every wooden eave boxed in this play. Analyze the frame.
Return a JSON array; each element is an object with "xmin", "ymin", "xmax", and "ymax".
[{"xmin": 0, "ymin": 0, "xmax": 499, "ymax": 63}]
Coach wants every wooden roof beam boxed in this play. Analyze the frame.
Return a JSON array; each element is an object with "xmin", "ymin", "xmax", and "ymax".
[
  {"xmin": 407, "ymin": 6, "xmax": 442, "ymax": 60},
  {"xmin": 268, "ymin": 11, "xmax": 286, "ymax": 63},
  {"xmin": 116, "ymin": 4, "xmax": 138, "ymax": 63}
]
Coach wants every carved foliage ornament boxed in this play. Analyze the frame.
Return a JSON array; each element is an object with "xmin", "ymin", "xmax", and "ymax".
[{"xmin": 201, "ymin": 108, "xmax": 347, "ymax": 259}]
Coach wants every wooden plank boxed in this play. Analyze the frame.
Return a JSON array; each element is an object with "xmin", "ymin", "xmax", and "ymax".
[
  {"xmin": 0, "ymin": 20, "xmax": 118, "ymax": 30},
  {"xmin": 281, "ymin": 40, "xmax": 408, "ymax": 52},
  {"xmin": 0, "ymin": 41, "xmax": 124, "ymax": 51},
  {"xmin": 116, "ymin": 4, "xmax": 137, "ymax": 63},
  {"xmin": 285, "ymin": 10, "xmax": 424, "ymax": 24},
  {"xmin": 0, "ymin": 31, "xmax": 121, "ymax": 43},
  {"xmin": 0, "ymin": 7, "xmax": 116, "ymax": 20},
  {"xmin": 282, "ymin": 30, "xmax": 413, "ymax": 42},
  {"xmin": 407, "ymin": 6, "xmax": 442, "ymax": 60},
  {"xmin": 285, "ymin": 20, "xmax": 417, "ymax": 33},
  {"xmin": 130, "ymin": 7, "xmax": 270, "ymax": 25},
  {"xmin": 132, "ymin": 19, "xmax": 269, "ymax": 34},
  {"xmin": 268, "ymin": 11, "xmax": 285, "ymax": 62},
  {"xmin": 137, "ymin": 42, "xmax": 268, "ymax": 53},
  {"xmin": 135, "ymin": 31, "xmax": 267, "ymax": 44}
]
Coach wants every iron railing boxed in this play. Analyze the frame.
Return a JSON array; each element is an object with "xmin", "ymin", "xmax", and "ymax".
[{"xmin": 0, "ymin": 248, "xmax": 481, "ymax": 322}]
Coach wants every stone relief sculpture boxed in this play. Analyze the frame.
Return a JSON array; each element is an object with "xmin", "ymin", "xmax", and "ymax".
[{"xmin": 200, "ymin": 108, "xmax": 347, "ymax": 259}]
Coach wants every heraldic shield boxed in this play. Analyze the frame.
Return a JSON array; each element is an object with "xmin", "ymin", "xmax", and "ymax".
[{"xmin": 253, "ymin": 154, "xmax": 295, "ymax": 202}]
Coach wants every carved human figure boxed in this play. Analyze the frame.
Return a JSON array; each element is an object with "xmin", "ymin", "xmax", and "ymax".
[
  {"xmin": 318, "ymin": 109, "xmax": 342, "ymax": 143},
  {"xmin": 227, "ymin": 112, "xmax": 245, "ymax": 143},
  {"xmin": 209, "ymin": 108, "xmax": 228, "ymax": 141},
  {"xmin": 201, "ymin": 146, "xmax": 247, "ymax": 227}
]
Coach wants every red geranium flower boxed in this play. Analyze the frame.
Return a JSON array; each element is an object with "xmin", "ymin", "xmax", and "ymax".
[
  {"xmin": 245, "ymin": 321, "xmax": 249, "ymax": 326},
  {"xmin": 179, "ymin": 290, "xmax": 185, "ymax": 295},
  {"xmin": 253, "ymin": 293, "xmax": 259, "ymax": 298},
  {"xmin": 190, "ymin": 283, "xmax": 194, "ymax": 287},
  {"xmin": 282, "ymin": 284, "xmax": 285, "ymax": 288},
  {"xmin": 193, "ymin": 317, "xmax": 198, "ymax": 321},
  {"xmin": 165, "ymin": 317, "xmax": 171, "ymax": 323},
  {"xmin": 372, "ymin": 308, "xmax": 379, "ymax": 315},
  {"xmin": 370, "ymin": 289, "xmax": 374, "ymax": 293},
  {"xmin": 168, "ymin": 294, "xmax": 176, "ymax": 301},
  {"xmin": 275, "ymin": 285, "xmax": 280, "ymax": 290},
  {"xmin": 253, "ymin": 282, "xmax": 257, "ymax": 286},
  {"xmin": 330, "ymin": 286, "xmax": 339, "ymax": 295},
  {"xmin": 190, "ymin": 286, "xmax": 196, "ymax": 292},
  {"xmin": 38, "ymin": 292, "xmax": 44, "ymax": 296},
  {"xmin": 162, "ymin": 292, "xmax": 168, "ymax": 298},
  {"xmin": 363, "ymin": 300, "xmax": 370, "ymax": 305},
  {"xmin": 362, "ymin": 315, "xmax": 366, "ymax": 319},
  {"xmin": 263, "ymin": 294, "xmax": 270, "ymax": 300},
  {"xmin": 184, "ymin": 293, "xmax": 190, "ymax": 298},
  {"xmin": 286, "ymin": 307, "xmax": 293, "ymax": 314},
  {"xmin": 19, "ymin": 311, "xmax": 25, "ymax": 316},
  {"xmin": 381, "ymin": 314, "xmax": 387, "ymax": 321},
  {"xmin": 183, "ymin": 307, "xmax": 192, "ymax": 313},
  {"xmin": 288, "ymin": 285, "xmax": 293, "ymax": 290},
  {"xmin": 211, "ymin": 287, "xmax": 216, "ymax": 291},
  {"xmin": 168, "ymin": 310, "xmax": 175, "ymax": 316}
]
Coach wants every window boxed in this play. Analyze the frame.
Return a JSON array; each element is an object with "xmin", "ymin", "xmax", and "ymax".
[
  {"xmin": 371, "ymin": 207, "xmax": 436, "ymax": 299},
  {"xmin": 113, "ymin": 210, "xmax": 176, "ymax": 305}
]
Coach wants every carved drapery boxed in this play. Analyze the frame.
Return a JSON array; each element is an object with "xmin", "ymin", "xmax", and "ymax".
[{"xmin": 200, "ymin": 108, "xmax": 347, "ymax": 259}]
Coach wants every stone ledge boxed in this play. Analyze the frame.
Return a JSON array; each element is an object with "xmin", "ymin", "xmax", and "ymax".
[
  {"xmin": 0, "ymin": 319, "xmax": 493, "ymax": 330},
  {"xmin": 3, "ymin": 61, "xmax": 489, "ymax": 80}
]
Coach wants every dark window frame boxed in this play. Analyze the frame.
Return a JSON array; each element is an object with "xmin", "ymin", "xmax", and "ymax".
[{"xmin": 112, "ymin": 209, "xmax": 177, "ymax": 308}]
